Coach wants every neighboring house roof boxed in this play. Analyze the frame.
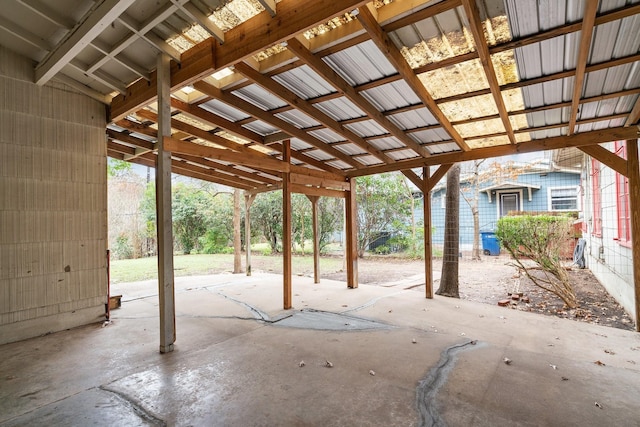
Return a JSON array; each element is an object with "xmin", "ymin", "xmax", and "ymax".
[{"xmin": 480, "ymin": 181, "xmax": 541, "ymax": 203}]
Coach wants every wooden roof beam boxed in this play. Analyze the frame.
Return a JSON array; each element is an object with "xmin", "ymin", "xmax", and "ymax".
[
  {"xmin": 285, "ymin": 37, "xmax": 430, "ymax": 158},
  {"xmin": 579, "ymin": 144, "xmax": 628, "ymax": 177},
  {"xmin": 568, "ymin": 0, "xmax": 599, "ymax": 135},
  {"xmin": 170, "ymin": 98, "xmax": 265, "ymax": 144},
  {"xmin": 135, "ymin": 108, "xmax": 272, "ymax": 156},
  {"xmin": 192, "ymin": 80, "xmax": 357, "ymax": 172},
  {"xmin": 462, "ymin": 0, "xmax": 516, "ymax": 147},
  {"xmin": 347, "ymin": 126, "xmax": 639, "ymax": 177},
  {"xmin": 356, "ymin": 6, "xmax": 469, "ymax": 152},
  {"xmin": 234, "ymin": 61, "xmax": 393, "ymax": 165},
  {"xmin": 109, "ymin": 0, "xmax": 369, "ymax": 120}
]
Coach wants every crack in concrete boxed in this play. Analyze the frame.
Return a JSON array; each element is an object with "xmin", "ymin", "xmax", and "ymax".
[
  {"xmin": 340, "ymin": 290, "xmax": 407, "ymax": 313},
  {"xmin": 212, "ymin": 291, "xmax": 272, "ymax": 322},
  {"xmin": 100, "ymin": 385, "xmax": 166, "ymax": 426},
  {"xmin": 416, "ymin": 340, "xmax": 485, "ymax": 427}
]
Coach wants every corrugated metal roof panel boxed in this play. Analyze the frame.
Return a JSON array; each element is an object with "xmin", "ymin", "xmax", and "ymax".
[
  {"xmin": 275, "ymin": 109, "xmax": 321, "ymax": 128},
  {"xmin": 272, "ymin": 65, "xmax": 335, "ymax": 100},
  {"xmin": 344, "ymin": 120, "xmax": 387, "ymax": 137},
  {"xmin": 334, "ymin": 143, "xmax": 365, "ymax": 156},
  {"xmin": 356, "ymin": 155, "xmax": 383, "ymax": 166},
  {"xmin": 290, "ymin": 138, "xmax": 313, "ymax": 151},
  {"xmin": 232, "ymin": 84, "xmax": 287, "ymax": 110},
  {"xmin": 308, "ymin": 128, "xmax": 346, "ymax": 144},
  {"xmin": 200, "ymin": 99, "xmax": 251, "ymax": 122},
  {"xmin": 242, "ymin": 120, "xmax": 279, "ymax": 136},
  {"xmin": 361, "ymin": 80, "xmax": 421, "ymax": 111},
  {"xmin": 386, "ymin": 149, "xmax": 420, "ymax": 161},
  {"xmin": 304, "ymin": 149, "xmax": 333, "ymax": 161},
  {"xmin": 409, "ymin": 128, "xmax": 450, "ymax": 143},
  {"xmin": 314, "ymin": 98, "xmax": 365, "ymax": 121},
  {"xmin": 368, "ymin": 136, "xmax": 404, "ymax": 151},
  {"xmin": 322, "ymin": 40, "xmax": 396, "ymax": 86},
  {"xmin": 326, "ymin": 159, "xmax": 353, "ymax": 170},
  {"xmin": 388, "ymin": 108, "xmax": 438, "ymax": 130},
  {"xmin": 426, "ymin": 142, "xmax": 461, "ymax": 154}
]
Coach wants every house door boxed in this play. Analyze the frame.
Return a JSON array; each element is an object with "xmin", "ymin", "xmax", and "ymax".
[{"xmin": 499, "ymin": 192, "xmax": 520, "ymax": 217}]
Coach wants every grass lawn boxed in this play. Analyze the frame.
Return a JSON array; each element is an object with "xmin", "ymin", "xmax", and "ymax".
[{"xmin": 110, "ymin": 253, "xmax": 346, "ymax": 283}]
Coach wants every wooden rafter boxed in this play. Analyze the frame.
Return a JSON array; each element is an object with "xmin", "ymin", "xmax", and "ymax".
[
  {"xmin": 170, "ymin": 98, "xmax": 265, "ymax": 144},
  {"xmin": 347, "ymin": 126, "xmax": 639, "ymax": 177},
  {"xmin": 285, "ymin": 37, "xmax": 431, "ymax": 158},
  {"xmin": 109, "ymin": 0, "xmax": 369, "ymax": 120},
  {"xmin": 568, "ymin": 0, "xmax": 599, "ymax": 135},
  {"xmin": 356, "ymin": 6, "xmax": 469, "ymax": 152},
  {"xmin": 192, "ymin": 80, "xmax": 360, "ymax": 170},
  {"xmin": 579, "ymin": 144, "xmax": 628, "ymax": 177},
  {"xmin": 135, "ymin": 108, "xmax": 264, "ymax": 155},
  {"xmin": 234, "ymin": 61, "xmax": 392, "ymax": 165}
]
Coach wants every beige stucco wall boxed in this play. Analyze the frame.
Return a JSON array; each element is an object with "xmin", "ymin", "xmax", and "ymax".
[{"xmin": 0, "ymin": 46, "xmax": 108, "ymax": 344}]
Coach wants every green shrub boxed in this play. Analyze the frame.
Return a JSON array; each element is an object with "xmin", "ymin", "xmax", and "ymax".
[{"xmin": 496, "ymin": 215, "xmax": 577, "ymax": 308}]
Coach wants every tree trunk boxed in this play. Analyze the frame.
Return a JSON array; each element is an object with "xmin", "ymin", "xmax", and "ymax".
[
  {"xmin": 233, "ymin": 189, "xmax": 242, "ymax": 274},
  {"xmin": 471, "ymin": 205, "xmax": 481, "ymax": 260},
  {"xmin": 436, "ymin": 164, "xmax": 460, "ymax": 298}
]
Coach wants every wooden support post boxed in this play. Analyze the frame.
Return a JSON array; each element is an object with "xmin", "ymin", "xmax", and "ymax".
[
  {"xmin": 423, "ymin": 167, "xmax": 434, "ymax": 298},
  {"xmin": 233, "ymin": 189, "xmax": 242, "ymax": 274},
  {"xmin": 345, "ymin": 178, "xmax": 358, "ymax": 288},
  {"xmin": 244, "ymin": 193, "xmax": 255, "ymax": 276},
  {"xmin": 283, "ymin": 140, "xmax": 292, "ymax": 309},
  {"xmin": 156, "ymin": 53, "xmax": 175, "ymax": 354},
  {"xmin": 627, "ymin": 139, "xmax": 640, "ymax": 331},
  {"xmin": 307, "ymin": 195, "xmax": 320, "ymax": 284}
]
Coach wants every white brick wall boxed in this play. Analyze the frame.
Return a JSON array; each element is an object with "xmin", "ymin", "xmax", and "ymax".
[{"xmin": 0, "ymin": 46, "xmax": 107, "ymax": 344}]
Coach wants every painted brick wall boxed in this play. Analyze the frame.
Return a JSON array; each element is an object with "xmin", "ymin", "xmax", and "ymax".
[{"xmin": 0, "ymin": 46, "xmax": 107, "ymax": 344}]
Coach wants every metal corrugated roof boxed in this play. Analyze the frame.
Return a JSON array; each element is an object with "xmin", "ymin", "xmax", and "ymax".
[
  {"xmin": 508, "ymin": 0, "xmax": 640, "ymax": 141},
  {"xmin": 322, "ymin": 40, "xmax": 397, "ymax": 86},
  {"xmin": 313, "ymin": 98, "xmax": 366, "ymax": 121},
  {"xmin": 200, "ymin": 99, "xmax": 251, "ymax": 122},
  {"xmin": 7, "ymin": 0, "xmax": 639, "ymax": 191},
  {"xmin": 361, "ymin": 80, "xmax": 422, "ymax": 111},
  {"xmin": 232, "ymin": 84, "xmax": 288, "ymax": 110},
  {"xmin": 272, "ymin": 65, "xmax": 335, "ymax": 100}
]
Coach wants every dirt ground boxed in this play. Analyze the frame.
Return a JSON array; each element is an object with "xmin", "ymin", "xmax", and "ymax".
[{"xmin": 321, "ymin": 254, "xmax": 635, "ymax": 331}]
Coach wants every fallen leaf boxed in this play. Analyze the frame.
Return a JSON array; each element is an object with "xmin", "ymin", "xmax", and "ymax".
[
  {"xmin": 369, "ymin": 370, "xmax": 375, "ymax": 376},
  {"xmin": 325, "ymin": 360, "xmax": 333, "ymax": 368},
  {"xmin": 503, "ymin": 357, "xmax": 512, "ymax": 365},
  {"xmin": 549, "ymin": 364, "xmax": 557, "ymax": 370},
  {"xmin": 604, "ymin": 349, "xmax": 615, "ymax": 355},
  {"xmin": 561, "ymin": 376, "xmax": 569, "ymax": 381},
  {"xmin": 594, "ymin": 360, "xmax": 606, "ymax": 366}
]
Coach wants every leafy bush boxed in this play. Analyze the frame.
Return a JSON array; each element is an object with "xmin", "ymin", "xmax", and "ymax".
[
  {"xmin": 496, "ymin": 215, "xmax": 577, "ymax": 308},
  {"xmin": 113, "ymin": 234, "xmax": 134, "ymax": 260}
]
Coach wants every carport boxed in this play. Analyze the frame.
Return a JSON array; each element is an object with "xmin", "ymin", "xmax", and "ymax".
[{"xmin": 1, "ymin": 0, "xmax": 640, "ymax": 423}]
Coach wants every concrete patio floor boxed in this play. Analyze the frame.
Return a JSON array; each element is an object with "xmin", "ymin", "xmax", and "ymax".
[{"xmin": 1, "ymin": 273, "xmax": 639, "ymax": 426}]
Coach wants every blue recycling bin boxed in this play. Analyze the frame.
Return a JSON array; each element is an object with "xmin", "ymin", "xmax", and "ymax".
[{"xmin": 480, "ymin": 231, "xmax": 500, "ymax": 256}]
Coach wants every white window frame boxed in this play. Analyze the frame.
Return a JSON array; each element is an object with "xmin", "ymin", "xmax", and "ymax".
[{"xmin": 547, "ymin": 186, "xmax": 580, "ymax": 211}]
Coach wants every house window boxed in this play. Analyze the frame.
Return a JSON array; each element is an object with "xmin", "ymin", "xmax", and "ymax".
[
  {"xmin": 615, "ymin": 141, "xmax": 631, "ymax": 245},
  {"xmin": 548, "ymin": 186, "xmax": 579, "ymax": 211},
  {"xmin": 590, "ymin": 159, "xmax": 602, "ymax": 237}
]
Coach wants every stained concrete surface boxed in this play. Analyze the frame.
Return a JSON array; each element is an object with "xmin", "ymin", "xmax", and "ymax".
[{"xmin": 1, "ymin": 273, "xmax": 639, "ymax": 426}]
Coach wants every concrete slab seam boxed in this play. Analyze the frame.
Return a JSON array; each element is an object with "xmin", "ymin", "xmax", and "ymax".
[
  {"xmin": 99, "ymin": 385, "xmax": 167, "ymax": 426},
  {"xmin": 416, "ymin": 339, "xmax": 486, "ymax": 427}
]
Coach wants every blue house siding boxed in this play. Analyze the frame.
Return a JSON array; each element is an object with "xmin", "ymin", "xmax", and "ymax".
[{"xmin": 418, "ymin": 171, "xmax": 581, "ymax": 249}]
